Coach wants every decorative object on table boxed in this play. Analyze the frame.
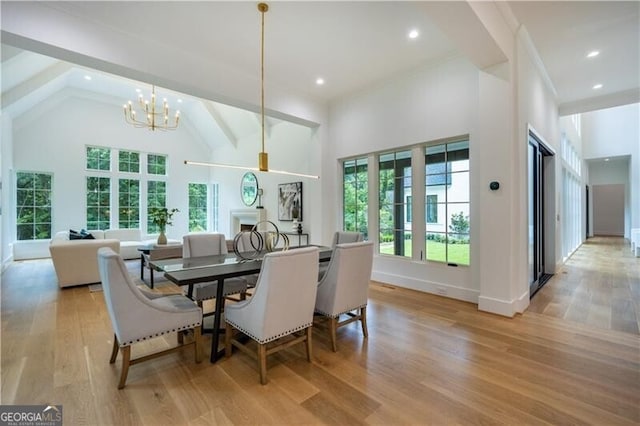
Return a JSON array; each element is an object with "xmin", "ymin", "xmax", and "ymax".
[
  {"xmin": 241, "ymin": 172, "xmax": 259, "ymax": 206},
  {"xmin": 182, "ymin": 3, "xmax": 319, "ymax": 180},
  {"xmin": 148, "ymin": 207, "xmax": 179, "ymax": 245},
  {"xmin": 297, "ymin": 222, "xmax": 303, "ymax": 234},
  {"xmin": 232, "ymin": 220, "xmax": 290, "ymax": 260},
  {"xmin": 278, "ymin": 182, "xmax": 302, "ymax": 221},
  {"xmin": 123, "ymin": 84, "xmax": 181, "ymax": 131}
]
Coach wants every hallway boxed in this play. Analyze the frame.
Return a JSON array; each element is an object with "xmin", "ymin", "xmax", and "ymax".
[{"xmin": 528, "ymin": 236, "xmax": 640, "ymax": 335}]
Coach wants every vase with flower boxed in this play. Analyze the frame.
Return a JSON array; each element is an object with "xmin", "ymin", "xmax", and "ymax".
[{"xmin": 149, "ymin": 207, "xmax": 179, "ymax": 245}]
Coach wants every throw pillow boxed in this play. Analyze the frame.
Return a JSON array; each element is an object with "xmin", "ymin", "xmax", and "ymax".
[
  {"xmin": 80, "ymin": 229, "xmax": 95, "ymax": 240},
  {"xmin": 69, "ymin": 229, "xmax": 82, "ymax": 240}
]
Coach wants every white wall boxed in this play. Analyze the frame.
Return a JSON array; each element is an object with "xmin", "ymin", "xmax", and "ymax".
[
  {"xmin": 209, "ymin": 121, "xmax": 320, "ymax": 240},
  {"xmin": 10, "ymin": 91, "xmax": 213, "ymax": 257},
  {"xmin": 328, "ymin": 56, "xmax": 478, "ymax": 303},
  {"xmin": 592, "ymin": 184, "xmax": 625, "ymax": 236},
  {"xmin": 582, "ymin": 103, "xmax": 640, "ymax": 235}
]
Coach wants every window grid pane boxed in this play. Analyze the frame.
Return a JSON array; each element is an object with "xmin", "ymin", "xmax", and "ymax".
[
  {"xmin": 343, "ymin": 157, "xmax": 368, "ymax": 239},
  {"xmin": 86, "ymin": 176, "xmax": 111, "ymax": 230},
  {"xmin": 379, "ymin": 151, "xmax": 411, "ymax": 257},
  {"xmin": 16, "ymin": 171, "xmax": 52, "ymax": 240},
  {"xmin": 147, "ymin": 154, "xmax": 167, "ymax": 175},
  {"xmin": 424, "ymin": 140, "xmax": 470, "ymax": 265},
  {"xmin": 118, "ymin": 178, "xmax": 140, "ymax": 229},
  {"xmin": 118, "ymin": 150, "xmax": 140, "ymax": 173},
  {"xmin": 147, "ymin": 181, "xmax": 167, "ymax": 232},
  {"xmin": 86, "ymin": 147, "xmax": 111, "ymax": 171},
  {"xmin": 189, "ymin": 183, "xmax": 208, "ymax": 232}
]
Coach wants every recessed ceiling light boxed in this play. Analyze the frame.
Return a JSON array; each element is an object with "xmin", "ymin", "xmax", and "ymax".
[
  {"xmin": 135, "ymin": 88, "xmax": 141, "ymax": 93},
  {"xmin": 84, "ymin": 75, "xmax": 92, "ymax": 81},
  {"xmin": 177, "ymin": 99, "xmax": 183, "ymax": 104},
  {"xmin": 593, "ymin": 83, "xmax": 603, "ymax": 90},
  {"xmin": 587, "ymin": 50, "xmax": 600, "ymax": 58},
  {"xmin": 604, "ymin": 158, "xmax": 610, "ymax": 161},
  {"xmin": 316, "ymin": 78, "xmax": 325, "ymax": 86},
  {"xmin": 408, "ymin": 29, "xmax": 419, "ymax": 39}
]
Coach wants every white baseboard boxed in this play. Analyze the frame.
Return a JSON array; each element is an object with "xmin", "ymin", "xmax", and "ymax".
[
  {"xmin": 478, "ymin": 289, "xmax": 529, "ymax": 317},
  {"xmin": 371, "ymin": 270, "xmax": 479, "ymax": 304}
]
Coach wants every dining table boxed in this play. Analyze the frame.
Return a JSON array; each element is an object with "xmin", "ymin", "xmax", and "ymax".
[{"xmin": 150, "ymin": 245, "xmax": 333, "ymax": 363}]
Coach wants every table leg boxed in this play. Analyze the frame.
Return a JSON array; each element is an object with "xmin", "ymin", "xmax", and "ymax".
[
  {"xmin": 210, "ymin": 277, "xmax": 226, "ymax": 363},
  {"xmin": 140, "ymin": 254, "xmax": 145, "ymax": 280},
  {"xmin": 150, "ymin": 269, "xmax": 154, "ymax": 289}
]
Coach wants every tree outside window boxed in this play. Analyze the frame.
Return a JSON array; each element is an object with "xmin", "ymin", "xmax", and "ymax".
[
  {"xmin": 16, "ymin": 171, "xmax": 52, "ymax": 240},
  {"xmin": 379, "ymin": 150, "xmax": 411, "ymax": 257},
  {"xmin": 147, "ymin": 180, "xmax": 167, "ymax": 233},
  {"xmin": 118, "ymin": 179, "xmax": 140, "ymax": 229},
  {"xmin": 147, "ymin": 154, "xmax": 167, "ymax": 175},
  {"xmin": 119, "ymin": 150, "xmax": 140, "ymax": 173},
  {"xmin": 86, "ymin": 146, "xmax": 111, "ymax": 171},
  {"xmin": 87, "ymin": 176, "xmax": 111, "ymax": 230},
  {"xmin": 189, "ymin": 183, "xmax": 208, "ymax": 232},
  {"xmin": 343, "ymin": 158, "xmax": 368, "ymax": 239}
]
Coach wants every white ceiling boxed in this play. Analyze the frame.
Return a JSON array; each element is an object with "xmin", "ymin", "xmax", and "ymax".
[{"xmin": 2, "ymin": 1, "xmax": 638, "ymax": 118}]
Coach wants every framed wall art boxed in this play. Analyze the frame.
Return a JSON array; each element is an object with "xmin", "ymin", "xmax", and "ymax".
[{"xmin": 277, "ymin": 182, "xmax": 302, "ymax": 221}]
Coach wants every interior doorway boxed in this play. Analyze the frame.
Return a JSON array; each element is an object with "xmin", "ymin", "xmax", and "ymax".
[{"xmin": 528, "ymin": 131, "xmax": 554, "ymax": 297}]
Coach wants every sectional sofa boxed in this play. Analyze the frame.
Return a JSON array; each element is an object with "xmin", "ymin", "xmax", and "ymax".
[{"xmin": 49, "ymin": 229, "xmax": 143, "ymax": 287}]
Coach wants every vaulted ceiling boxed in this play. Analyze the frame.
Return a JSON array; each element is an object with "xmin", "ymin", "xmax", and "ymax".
[{"xmin": 2, "ymin": 1, "xmax": 638, "ymax": 137}]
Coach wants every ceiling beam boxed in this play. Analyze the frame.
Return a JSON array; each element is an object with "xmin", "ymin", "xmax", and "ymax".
[
  {"xmin": 202, "ymin": 101, "xmax": 237, "ymax": 147},
  {"xmin": 1, "ymin": 61, "xmax": 72, "ymax": 110}
]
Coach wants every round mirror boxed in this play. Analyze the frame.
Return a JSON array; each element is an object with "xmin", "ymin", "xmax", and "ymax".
[{"xmin": 241, "ymin": 172, "xmax": 258, "ymax": 206}]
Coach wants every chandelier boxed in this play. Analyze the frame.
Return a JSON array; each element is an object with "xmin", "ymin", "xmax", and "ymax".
[
  {"xmin": 185, "ymin": 3, "xmax": 319, "ymax": 180},
  {"xmin": 123, "ymin": 85, "xmax": 180, "ymax": 131}
]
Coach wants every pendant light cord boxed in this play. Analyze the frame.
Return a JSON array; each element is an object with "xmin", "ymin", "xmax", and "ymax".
[{"xmin": 260, "ymin": 3, "xmax": 266, "ymax": 154}]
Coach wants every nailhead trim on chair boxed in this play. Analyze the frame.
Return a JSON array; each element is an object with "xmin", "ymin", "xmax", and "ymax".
[
  {"xmin": 119, "ymin": 321, "xmax": 202, "ymax": 347},
  {"xmin": 226, "ymin": 320, "xmax": 313, "ymax": 345},
  {"xmin": 315, "ymin": 303, "xmax": 367, "ymax": 319}
]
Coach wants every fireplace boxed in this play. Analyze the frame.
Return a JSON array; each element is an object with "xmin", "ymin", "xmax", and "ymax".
[{"xmin": 229, "ymin": 209, "xmax": 267, "ymax": 236}]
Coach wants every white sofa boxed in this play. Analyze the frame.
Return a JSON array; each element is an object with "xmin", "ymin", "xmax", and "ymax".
[{"xmin": 49, "ymin": 229, "xmax": 143, "ymax": 288}]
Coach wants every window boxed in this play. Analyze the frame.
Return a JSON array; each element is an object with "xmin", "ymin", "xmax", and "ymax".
[
  {"xmin": 16, "ymin": 171, "xmax": 52, "ymax": 240},
  {"xmin": 147, "ymin": 181, "xmax": 166, "ymax": 233},
  {"xmin": 212, "ymin": 183, "xmax": 220, "ymax": 232},
  {"xmin": 86, "ymin": 146, "xmax": 111, "ymax": 171},
  {"xmin": 118, "ymin": 179, "xmax": 140, "ymax": 229},
  {"xmin": 188, "ymin": 183, "xmax": 208, "ymax": 232},
  {"xmin": 147, "ymin": 154, "xmax": 167, "ymax": 175},
  {"xmin": 425, "ymin": 141, "xmax": 469, "ymax": 265},
  {"xmin": 379, "ymin": 150, "xmax": 411, "ymax": 257},
  {"xmin": 426, "ymin": 194, "xmax": 438, "ymax": 223},
  {"xmin": 406, "ymin": 195, "xmax": 412, "ymax": 223},
  {"xmin": 118, "ymin": 150, "xmax": 140, "ymax": 173},
  {"xmin": 86, "ymin": 176, "xmax": 111, "ymax": 230},
  {"xmin": 343, "ymin": 158, "xmax": 368, "ymax": 238}
]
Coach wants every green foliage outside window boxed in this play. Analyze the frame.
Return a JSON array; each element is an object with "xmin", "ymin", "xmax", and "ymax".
[
  {"xmin": 87, "ymin": 176, "xmax": 111, "ymax": 230},
  {"xmin": 343, "ymin": 158, "xmax": 368, "ymax": 238},
  {"xmin": 16, "ymin": 171, "xmax": 52, "ymax": 240},
  {"xmin": 147, "ymin": 180, "xmax": 167, "ymax": 233},
  {"xmin": 378, "ymin": 151, "xmax": 411, "ymax": 257},
  {"xmin": 119, "ymin": 151, "xmax": 140, "ymax": 173},
  {"xmin": 86, "ymin": 146, "xmax": 110, "ymax": 171},
  {"xmin": 189, "ymin": 183, "xmax": 208, "ymax": 232},
  {"xmin": 147, "ymin": 154, "xmax": 167, "ymax": 175},
  {"xmin": 118, "ymin": 179, "xmax": 140, "ymax": 229}
]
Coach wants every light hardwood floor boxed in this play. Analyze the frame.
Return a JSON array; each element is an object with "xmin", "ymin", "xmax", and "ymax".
[{"xmin": 1, "ymin": 237, "xmax": 638, "ymax": 425}]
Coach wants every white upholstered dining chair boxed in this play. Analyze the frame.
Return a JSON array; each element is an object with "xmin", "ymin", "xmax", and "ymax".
[
  {"xmin": 318, "ymin": 231, "xmax": 365, "ymax": 280},
  {"xmin": 331, "ymin": 231, "xmax": 364, "ymax": 246},
  {"xmin": 182, "ymin": 233, "xmax": 248, "ymax": 307},
  {"xmin": 314, "ymin": 241, "xmax": 373, "ymax": 352},
  {"xmin": 224, "ymin": 246, "xmax": 319, "ymax": 385},
  {"xmin": 97, "ymin": 247, "xmax": 203, "ymax": 389}
]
